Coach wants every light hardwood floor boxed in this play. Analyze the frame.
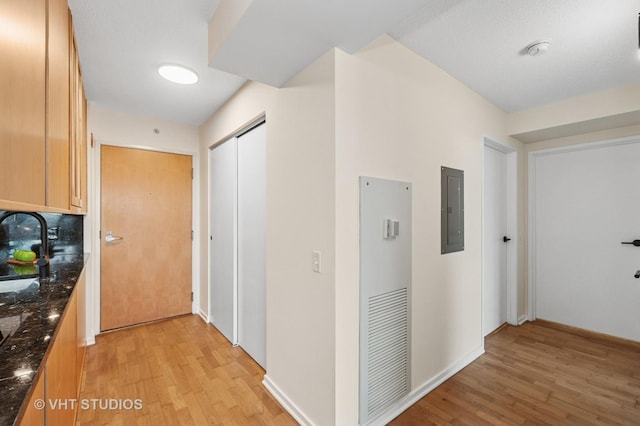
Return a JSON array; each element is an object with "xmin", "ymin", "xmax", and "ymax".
[
  {"xmin": 78, "ymin": 316, "xmax": 640, "ymax": 425},
  {"xmin": 76, "ymin": 315, "xmax": 295, "ymax": 425},
  {"xmin": 392, "ymin": 320, "xmax": 640, "ymax": 425}
]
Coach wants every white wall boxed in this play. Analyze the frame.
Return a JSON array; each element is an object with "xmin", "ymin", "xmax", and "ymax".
[
  {"xmin": 86, "ymin": 104, "xmax": 199, "ymax": 341},
  {"xmin": 198, "ymin": 35, "xmax": 532, "ymax": 425},
  {"xmin": 334, "ymin": 35, "xmax": 520, "ymax": 424},
  {"xmin": 508, "ymin": 82, "xmax": 640, "ymax": 143},
  {"xmin": 199, "ymin": 51, "xmax": 337, "ymax": 425}
]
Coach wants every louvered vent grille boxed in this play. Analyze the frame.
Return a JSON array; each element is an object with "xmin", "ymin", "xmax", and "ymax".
[{"xmin": 366, "ymin": 287, "xmax": 409, "ymax": 418}]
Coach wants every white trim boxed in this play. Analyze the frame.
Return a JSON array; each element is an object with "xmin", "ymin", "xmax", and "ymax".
[
  {"xmin": 198, "ymin": 310, "xmax": 208, "ymax": 323},
  {"xmin": 518, "ymin": 314, "xmax": 528, "ymax": 326},
  {"xmin": 262, "ymin": 375, "xmax": 314, "ymax": 426},
  {"xmin": 527, "ymin": 133, "xmax": 640, "ymax": 321},
  {"xmin": 91, "ymin": 140, "xmax": 199, "ymax": 339},
  {"xmin": 505, "ymin": 149, "xmax": 518, "ymax": 325},
  {"xmin": 367, "ymin": 345, "xmax": 485, "ymax": 426},
  {"xmin": 232, "ymin": 138, "xmax": 239, "ymax": 345},
  {"xmin": 85, "ymin": 336, "xmax": 96, "ymax": 346},
  {"xmin": 527, "ymin": 150, "xmax": 537, "ymax": 321},
  {"xmin": 482, "ymin": 137, "xmax": 519, "ymax": 329}
]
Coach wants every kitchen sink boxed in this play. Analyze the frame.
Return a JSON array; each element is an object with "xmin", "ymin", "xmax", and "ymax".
[{"xmin": 0, "ymin": 278, "xmax": 39, "ymax": 293}]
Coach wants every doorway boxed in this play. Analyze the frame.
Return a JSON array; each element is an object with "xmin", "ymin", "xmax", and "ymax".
[
  {"xmin": 529, "ymin": 136, "xmax": 640, "ymax": 341},
  {"xmin": 209, "ymin": 121, "xmax": 266, "ymax": 368},
  {"xmin": 482, "ymin": 138, "xmax": 517, "ymax": 336},
  {"xmin": 100, "ymin": 145, "xmax": 193, "ymax": 331}
]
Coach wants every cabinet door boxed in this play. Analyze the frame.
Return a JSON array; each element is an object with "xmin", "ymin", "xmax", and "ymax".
[
  {"xmin": 47, "ymin": 0, "xmax": 71, "ymax": 210},
  {"xmin": 0, "ymin": 0, "xmax": 46, "ymax": 205},
  {"xmin": 46, "ymin": 291, "xmax": 78, "ymax": 426},
  {"xmin": 18, "ymin": 370, "xmax": 45, "ymax": 426},
  {"xmin": 70, "ymin": 33, "xmax": 86, "ymax": 212},
  {"xmin": 76, "ymin": 268, "xmax": 87, "ymax": 390}
]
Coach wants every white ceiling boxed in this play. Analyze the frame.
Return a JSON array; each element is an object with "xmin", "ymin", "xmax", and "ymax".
[
  {"xmin": 68, "ymin": 0, "xmax": 640, "ymax": 126},
  {"xmin": 391, "ymin": 0, "xmax": 640, "ymax": 112},
  {"xmin": 67, "ymin": 0, "xmax": 247, "ymax": 126},
  {"xmin": 208, "ymin": 0, "xmax": 428, "ymax": 86}
]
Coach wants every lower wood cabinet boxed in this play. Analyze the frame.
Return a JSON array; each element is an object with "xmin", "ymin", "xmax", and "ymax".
[
  {"xmin": 18, "ymin": 268, "xmax": 86, "ymax": 426},
  {"xmin": 45, "ymin": 289, "xmax": 78, "ymax": 426},
  {"xmin": 19, "ymin": 371, "xmax": 45, "ymax": 426}
]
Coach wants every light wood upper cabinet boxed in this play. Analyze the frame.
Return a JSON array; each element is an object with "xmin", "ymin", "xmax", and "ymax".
[
  {"xmin": 0, "ymin": 0, "xmax": 88, "ymax": 214},
  {"xmin": 47, "ymin": 0, "xmax": 71, "ymax": 210},
  {"xmin": 0, "ymin": 0, "xmax": 47, "ymax": 206},
  {"xmin": 70, "ymin": 31, "xmax": 87, "ymax": 213}
]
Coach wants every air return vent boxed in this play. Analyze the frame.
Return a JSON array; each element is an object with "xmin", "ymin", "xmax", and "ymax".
[
  {"xmin": 359, "ymin": 177, "xmax": 411, "ymax": 424},
  {"xmin": 366, "ymin": 288, "xmax": 409, "ymax": 418}
]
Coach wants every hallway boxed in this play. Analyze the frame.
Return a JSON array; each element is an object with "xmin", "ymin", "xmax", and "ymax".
[{"xmin": 77, "ymin": 315, "xmax": 294, "ymax": 425}]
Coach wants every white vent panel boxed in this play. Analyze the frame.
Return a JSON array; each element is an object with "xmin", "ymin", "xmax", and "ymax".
[{"xmin": 359, "ymin": 177, "xmax": 411, "ymax": 425}]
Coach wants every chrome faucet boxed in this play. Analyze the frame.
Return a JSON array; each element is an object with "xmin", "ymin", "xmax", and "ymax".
[{"xmin": 0, "ymin": 211, "xmax": 49, "ymax": 279}]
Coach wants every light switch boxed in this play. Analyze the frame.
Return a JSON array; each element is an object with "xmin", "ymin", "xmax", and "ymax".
[{"xmin": 312, "ymin": 251, "xmax": 321, "ymax": 273}]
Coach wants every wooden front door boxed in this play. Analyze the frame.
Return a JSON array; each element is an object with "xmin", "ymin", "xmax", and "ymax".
[{"xmin": 100, "ymin": 145, "xmax": 192, "ymax": 331}]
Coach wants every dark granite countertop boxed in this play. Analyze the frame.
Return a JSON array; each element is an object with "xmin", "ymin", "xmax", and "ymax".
[{"xmin": 0, "ymin": 253, "xmax": 88, "ymax": 426}]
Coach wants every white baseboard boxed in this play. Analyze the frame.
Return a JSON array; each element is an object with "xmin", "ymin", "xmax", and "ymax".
[
  {"xmin": 85, "ymin": 335, "xmax": 96, "ymax": 346},
  {"xmin": 263, "ymin": 375, "xmax": 313, "ymax": 426},
  {"xmin": 518, "ymin": 315, "xmax": 528, "ymax": 325},
  {"xmin": 198, "ymin": 310, "xmax": 209, "ymax": 323},
  {"xmin": 367, "ymin": 345, "xmax": 485, "ymax": 426}
]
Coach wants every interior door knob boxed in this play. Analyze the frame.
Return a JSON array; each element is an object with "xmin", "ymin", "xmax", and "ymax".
[
  {"xmin": 105, "ymin": 231, "xmax": 124, "ymax": 243},
  {"xmin": 503, "ymin": 236, "xmax": 511, "ymax": 243}
]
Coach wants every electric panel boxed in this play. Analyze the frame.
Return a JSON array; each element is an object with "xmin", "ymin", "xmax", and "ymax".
[{"xmin": 441, "ymin": 166, "xmax": 464, "ymax": 254}]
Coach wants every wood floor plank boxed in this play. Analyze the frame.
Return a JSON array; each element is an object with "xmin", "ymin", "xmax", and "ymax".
[
  {"xmin": 76, "ymin": 315, "xmax": 296, "ymax": 425},
  {"xmin": 392, "ymin": 321, "xmax": 640, "ymax": 425}
]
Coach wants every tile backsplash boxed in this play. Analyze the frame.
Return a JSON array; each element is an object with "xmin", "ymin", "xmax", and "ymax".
[{"xmin": 0, "ymin": 211, "xmax": 83, "ymax": 278}]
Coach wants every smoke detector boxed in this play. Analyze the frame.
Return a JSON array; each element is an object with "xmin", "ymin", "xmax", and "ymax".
[{"xmin": 526, "ymin": 40, "xmax": 551, "ymax": 56}]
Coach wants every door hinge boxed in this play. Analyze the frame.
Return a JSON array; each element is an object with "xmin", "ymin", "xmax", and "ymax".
[
  {"xmin": 191, "ymin": 292, "xmax": 194, "ymax": 302},
  {"xmin": 191, "ymin": 168, "xmax": 194, "ymax": 179},
  {"xmin": 191, "ymin": 230, "xmax": 194, "ymax": 241},
  {"xmin": 99, "ymin": 230, "xmax": 101, "ymax": 239}
]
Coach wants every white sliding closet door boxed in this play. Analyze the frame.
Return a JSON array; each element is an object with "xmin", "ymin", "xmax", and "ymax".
[
  {"xmin": 209, "ymin": 139, "xmax": 237, "ymax": 343},
  {"xmin": 238, "ymin": 123, "xmax": 266, "ymax": 368}
]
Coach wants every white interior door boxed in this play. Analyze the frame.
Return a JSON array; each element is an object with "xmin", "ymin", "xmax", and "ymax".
[
  {"xmin": 237, "ymin": 123, "xmax": 266, "ymax": 368},
  {"xmin": 533, "ymin": 139, "xmax": 640, "ymax": 341},
  {"xmin": 483, "ymin": 145, "xmax": 508, "ymax": 336},
  {"xmin": 209, "ymin": 139, "xmax": 237, "ymax": 343}
]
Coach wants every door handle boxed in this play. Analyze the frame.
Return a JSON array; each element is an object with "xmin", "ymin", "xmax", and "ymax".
[
  {"xmin": 621, "ymin": 240, "xmax": 640, "ymax": 246},
  {"xmin": 503, "ymin": 236, "xmax": 511, "ymax": 243},
  {"xmin": 105, "ymin": 231, "xmax": 124, "ymax": 243}
]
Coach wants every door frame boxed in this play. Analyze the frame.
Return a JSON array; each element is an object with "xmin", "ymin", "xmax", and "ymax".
[
  {"xmin": 527, "ymin": 134, "xmax": 640, "ymax": 321},
  {"xmin": 482, "ymin": 136, "xmax": 518, "ymax": 329},
  {"xmin": 90, "ymin": 140, "xmax": 198, "ymax": 340}
]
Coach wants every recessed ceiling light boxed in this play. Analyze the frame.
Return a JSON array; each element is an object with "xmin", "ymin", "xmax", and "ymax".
[{"xmin": 158, "ymin": 64, "xmax": 199, "ymax": 85}]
